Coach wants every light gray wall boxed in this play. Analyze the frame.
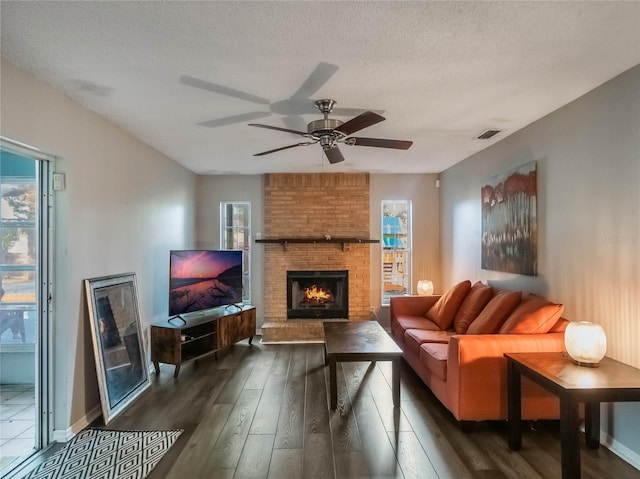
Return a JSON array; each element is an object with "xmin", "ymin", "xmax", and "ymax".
[
  {"xmin": 440, "ymin": 65, "xmax": 640, "ymax": 465},
  {"xmin": 196, "ymin": 175, "xmax": 264, "ymax": 330},
  {"xmin": 370, "ymin": 174, "xmax": 441, "ymax": 327},
  {"xmin": 1, "ymin": 58, "xmax": 197, "ymax": 435}
]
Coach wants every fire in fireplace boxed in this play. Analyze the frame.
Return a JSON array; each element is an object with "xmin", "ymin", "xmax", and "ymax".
[
  {"xmin": 303, "ymin": 284, "xmax": 333, "ymax": 303},
  {"xmin": 287, "ymin": 270, "xmax": 348, "ymax": 319}
]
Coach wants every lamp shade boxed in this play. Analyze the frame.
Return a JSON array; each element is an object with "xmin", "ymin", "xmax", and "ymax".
[
  {"xmin": 564, "ymin": 321, "xmax": 607, "ymax": 367},
  {"xmin": 416, "ymin": 280, "xmax": 434, "ymax": 296}
]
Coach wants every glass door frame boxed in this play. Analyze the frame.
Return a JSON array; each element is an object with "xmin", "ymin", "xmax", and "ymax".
[{"xmin": 0, "ymin": 137, "xmax": 54, "ymax": 466}]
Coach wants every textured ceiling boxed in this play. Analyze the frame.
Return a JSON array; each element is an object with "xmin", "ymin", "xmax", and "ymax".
[{"xmin": 1, "ymin": 1, "xmax": 639, "ymax": 174}]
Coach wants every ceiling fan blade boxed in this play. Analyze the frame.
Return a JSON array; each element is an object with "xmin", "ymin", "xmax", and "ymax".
[
  {"xmin": 350, "ymin": 137, "xmax": 413, "ymax": 150},
  {"xmin": 248, "ymin": 123, "xmax": 307, "ymax": 136},
  {"xmin": 335, "ymin": 111, "xmax": 386, "ymax": 136},
  {"xmin": 324, "ymin": 146, "xmax": 345, "ymax": 164},
  {"xmin": 254, "ymin": 143, "xmax": 312, "ymax": 156},
  {"xmin": 291, "ymin": 62, "xmax": 339, "ymax": 99},
  {"xmin": 198, "ymin": 111, "xmax": 272, "ymax": 128},
  {"xmin": 180, "ymin": 75, "xmax": 270, "ymax": 105}
]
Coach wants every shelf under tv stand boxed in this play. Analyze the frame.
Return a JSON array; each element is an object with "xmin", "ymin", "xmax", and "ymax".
[{"xmin": 150, "ymin": 305, "xmax": 255, "ymax": 377}]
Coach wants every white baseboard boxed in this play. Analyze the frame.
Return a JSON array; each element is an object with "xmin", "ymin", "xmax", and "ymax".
[
  {"xmin": 52, "ymin": 405, "xmax": 101, "ymax": 443},
  {"xmin": 602, "ymin": 431, "xmax": 640, "ymax": 471}
]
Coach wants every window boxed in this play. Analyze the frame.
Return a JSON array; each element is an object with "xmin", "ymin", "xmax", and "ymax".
[
  {"xmin": 220, "ymin": 202, "xmax": 251, "ymax": 303},
  {"xmin": 381, "ymin": 200, "xmax": 411, "ymax": 305}
]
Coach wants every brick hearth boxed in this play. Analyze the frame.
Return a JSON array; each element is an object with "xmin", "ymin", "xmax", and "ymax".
[{"xmin": 261, "ymin": 173, "xmax": 372, "ymax": 342}]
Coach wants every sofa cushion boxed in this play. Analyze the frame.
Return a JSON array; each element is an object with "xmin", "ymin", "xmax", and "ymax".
[
  {"xmin": 452, "ymin": 281, "xmax": 494, "ymax": 334},
  {"xmin": 404, "ymin": 329, "xmax": 456, "ymax": 355},
  {"xmin": 419, "ymin": 342, "xmax": 449, "ymax": 381},
  {"xmin": 425, "ymin": 280, "xmax": 472, "ymax": 330},
  {"xmin": 466, "ymin": 290, "xmax": 522, "ymax": 334},
  {"xmin": 395, "ymin": 315, "xmax": 440, "ymax": 332},
  {"xmin": 391, "ymin": 315, "xmax": 439, "ymax": 345},
  {"xmin": 499, "ymin": 295, "xmax": 564, "ymax": 334}
]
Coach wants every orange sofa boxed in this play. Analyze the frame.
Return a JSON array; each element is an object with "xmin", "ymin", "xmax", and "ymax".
[{"xmin": 390, "ymin": 280, "xmax": 569, "ymax": 423}]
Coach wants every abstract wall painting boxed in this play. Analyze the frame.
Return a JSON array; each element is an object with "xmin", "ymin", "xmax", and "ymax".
[{"xmin": 481, "ymin": 161, "xmax": 537, "ymax": 276}]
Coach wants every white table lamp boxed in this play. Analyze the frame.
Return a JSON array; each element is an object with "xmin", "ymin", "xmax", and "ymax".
[
  {"xmin": 564, "ymin": 321, "xmax": 607, "ymax": 367},
  {"xmin": 416, "ymin": 280, "xmax": 434, "ymax": 296}
]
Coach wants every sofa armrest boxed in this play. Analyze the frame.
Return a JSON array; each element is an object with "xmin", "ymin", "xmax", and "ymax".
[
  {"xmin": 390, "ymin": 295, "xmax": 440, "ymax": 320},
  {"xmin": 447, "ymin": 333, "xmax": 566, "ymax": 420}
]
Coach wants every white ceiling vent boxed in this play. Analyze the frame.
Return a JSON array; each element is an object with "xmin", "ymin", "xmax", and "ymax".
[{"xmin": 476, "ymin": 129, "xmax": 502, "ymax": 140}]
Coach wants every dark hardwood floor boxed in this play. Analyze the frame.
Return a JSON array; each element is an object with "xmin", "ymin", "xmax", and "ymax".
[{"xmin": 107, "ymin": 340, "xmax": 639, "ymax": 479}]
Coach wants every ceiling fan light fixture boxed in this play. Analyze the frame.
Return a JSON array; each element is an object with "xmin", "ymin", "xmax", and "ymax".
[{"xmin": 319, "ymin": 135, "xmax": 333, "ymax": 149}]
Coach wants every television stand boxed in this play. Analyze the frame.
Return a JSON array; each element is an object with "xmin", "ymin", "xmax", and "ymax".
[{"xmin": 150, "ymin": 305, "xmax": 256, "ymax": 377}]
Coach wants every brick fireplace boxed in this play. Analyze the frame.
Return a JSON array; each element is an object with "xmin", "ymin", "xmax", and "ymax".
[{"xmin": 261, "ymin": 173, "xmax": 372, "ymax": 342}]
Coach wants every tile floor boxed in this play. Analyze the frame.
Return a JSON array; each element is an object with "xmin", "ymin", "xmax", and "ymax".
[{"xmin": 0, "ymin": 384, "xmax": 36, "ymax": 472}]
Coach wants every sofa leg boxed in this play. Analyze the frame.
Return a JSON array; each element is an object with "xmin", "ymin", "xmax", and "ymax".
[{"xmin": 458, "ymin": 420, "xmax": 475, "ymax": 432}]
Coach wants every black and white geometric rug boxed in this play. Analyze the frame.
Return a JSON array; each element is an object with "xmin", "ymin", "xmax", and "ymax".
[{"xmin": 23, "ymin": 428, "xmax": 183, "ymax": 479}]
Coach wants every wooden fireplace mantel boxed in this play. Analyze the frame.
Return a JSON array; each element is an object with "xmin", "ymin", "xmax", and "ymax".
[{"xmin": 255, "ymin": 237, "xmax": 380, "ymax": 251}]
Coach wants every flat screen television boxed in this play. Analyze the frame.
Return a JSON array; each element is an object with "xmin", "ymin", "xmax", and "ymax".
[{"xmin": 169, "ymin": 250, "xmax": 243, "ymax": 317}]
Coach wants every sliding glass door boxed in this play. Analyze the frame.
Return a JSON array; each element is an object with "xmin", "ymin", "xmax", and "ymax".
[{"xmin": 0, "ymin": 139, "xmax": 53, "ymax": 475}]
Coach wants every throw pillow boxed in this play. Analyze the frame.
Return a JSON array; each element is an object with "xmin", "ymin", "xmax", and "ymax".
[
  {"xmin": 466, "ymin": 290, "xmax": 522, "ymax": 334},
  {"xmin": 424, "ymin": 280, "xmax": 472, "ymax": 330},
  {"xmin": 452, "ymin": 281, "xmax": 494, "ymax": 334},
  {"xmin": 499, "ymin": 294, "xmax": 564, "ymax": 334}
]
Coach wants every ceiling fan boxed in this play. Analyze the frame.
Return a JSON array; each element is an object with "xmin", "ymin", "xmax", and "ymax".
[{"xmin": 249, "ymin": 99, "xmax": 413, "ymax": 164}]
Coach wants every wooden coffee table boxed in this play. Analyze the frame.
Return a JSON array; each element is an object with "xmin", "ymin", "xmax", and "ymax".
[
  {"xmin": 505, "ymin": 352, "xmax": 640, "ymax": 479},
  {"xmin": 323, "ymin": 321, "xmax": 402, "ymax": 409}
]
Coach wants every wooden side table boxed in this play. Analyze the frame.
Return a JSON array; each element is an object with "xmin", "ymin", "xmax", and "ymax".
[{"xmin": 505, "ymin": 352, "xmax": 640, "ymax": 479}]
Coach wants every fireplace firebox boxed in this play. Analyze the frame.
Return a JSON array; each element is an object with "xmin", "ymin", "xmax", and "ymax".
[{"xmin": 287, "ymin": 270, "xmax": 348, "ymax": 319}]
